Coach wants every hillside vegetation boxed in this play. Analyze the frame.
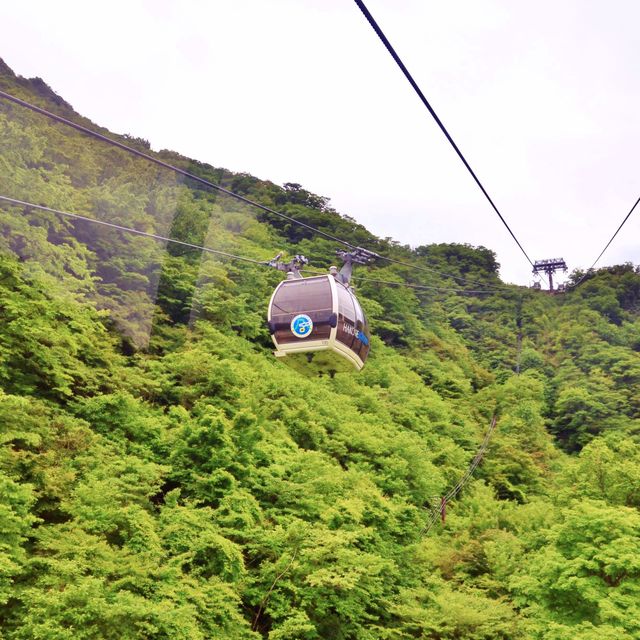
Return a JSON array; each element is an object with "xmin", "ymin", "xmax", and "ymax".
[{"xmin": 1, "ymin": 61, "xmax": 640, "ymax": 639}]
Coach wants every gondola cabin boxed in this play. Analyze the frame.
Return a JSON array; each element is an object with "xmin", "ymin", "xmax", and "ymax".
[{"xmin": 267, "ymin": 274, "xmax": 370, "ymax": 374}]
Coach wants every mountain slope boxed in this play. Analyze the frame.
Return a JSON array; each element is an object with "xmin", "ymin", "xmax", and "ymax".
[{"xmin": 1, "ymin": 60, "xmax": 640, "ymax": 639}]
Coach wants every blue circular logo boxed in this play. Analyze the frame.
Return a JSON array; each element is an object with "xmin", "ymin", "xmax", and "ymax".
[{"xmin": 291, "ymin": 314, "xmax": 313, "ymax": 338}]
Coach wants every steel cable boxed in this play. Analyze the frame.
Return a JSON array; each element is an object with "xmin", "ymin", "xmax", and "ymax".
[
  {"xmin": 0, "ymin": 88, "xmax": 508, "ymax": 292},
  {"xmin": 568, "ymin": 195, "xmax": 640, "ymax": 289},
  {"xmin": 0, "ymin": 194, "xmax": 501, "ymax": 294},
  {"xmin": 353, "ymin": 0, "xmax": 535, "ymax": 269}
]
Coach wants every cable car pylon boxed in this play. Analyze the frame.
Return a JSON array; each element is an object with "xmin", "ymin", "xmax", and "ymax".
[{"xmin": 532, "ymin": 258, "xmax": 567, "ymax": 292}]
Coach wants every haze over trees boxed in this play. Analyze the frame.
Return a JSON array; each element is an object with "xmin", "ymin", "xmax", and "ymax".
[{"xmin": 1, "ymin": 60, "xmax": 640, "ymax": 639}]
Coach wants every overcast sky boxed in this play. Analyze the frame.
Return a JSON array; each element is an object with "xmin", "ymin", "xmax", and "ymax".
[{"xmin": 2, "ymin": 0, "xmax": 639, "ymax": 286}]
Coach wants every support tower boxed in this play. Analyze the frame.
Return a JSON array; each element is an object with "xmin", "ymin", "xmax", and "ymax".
[{"xmin": 533, "ymin": 258, "xmax": 567, "ymax": 292}]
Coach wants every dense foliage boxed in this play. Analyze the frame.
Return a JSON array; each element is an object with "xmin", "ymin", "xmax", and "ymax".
[{"xmin": 1, "ymin": 60, "xmax": 640, "ymax": 639}]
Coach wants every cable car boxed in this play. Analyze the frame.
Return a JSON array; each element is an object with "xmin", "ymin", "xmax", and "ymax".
[{"xmin": 266, "ymin": 250, "xmax": 375, "ymax": 374}]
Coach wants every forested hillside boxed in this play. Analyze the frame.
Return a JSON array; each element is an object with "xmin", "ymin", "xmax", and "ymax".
[{"xmin": 1, "ymin": 60, "xmax": 640, "ymax": 639}]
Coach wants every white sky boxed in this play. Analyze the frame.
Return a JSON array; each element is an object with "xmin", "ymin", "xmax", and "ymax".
[{"xmin": 2, "ymin": 0, "xmax": 639, "ymax": 285}]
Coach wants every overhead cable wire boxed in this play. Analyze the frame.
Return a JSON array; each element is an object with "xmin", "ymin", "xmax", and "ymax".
[
  {"xmin": 352, "ymin": 0, "xmax": 535, "ymax": 269},
  {"xmin": 0, "ymin": 88, "xmax": 508, "ymax": 292},
  {"xmin": 302, "ymin": 268, "xmax": 495, "ymax": 294},
  {"xmin": 0, "ymin": 194, "xmax": 500, "ymax": 294},
  {"xmin": 0, "ymin": 89, "xmax": 353, "ymax": 249},
  {"xmin": 373, "ymin": 257, "xmax": 507, "ymax": 290},
  {"xmin": 0, "ymin": 195, "xmax": 269, "ymax": 266},
  {"xmin": 569, "ymin": 195, "xmax": 640, "ymax": 289},
  {"xmin": 352, "ymin": 274, "xmax": 492, "ymax": 295}
]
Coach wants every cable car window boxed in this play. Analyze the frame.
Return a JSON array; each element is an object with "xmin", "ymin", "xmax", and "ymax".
[
  {"xmin": 351, "ymin": 297, "xmax": 369, "ymax": 359},
  {"xmin": 354, "ymin": 296, "xmax": 364, "ymax": 326},
  {"xmin": 272, "ymin": 278, "xmax": 332, "ymax": 315},
  {"xmin": 336, "ymin": 284, "xmax": 356, "ymax": 323},
  {"xmin": 336, "ymin": 283, "xmax": 356, "ymax": 348},
  {"xmin": 271, "ymin": 277, "xmax": 334, "ymax": 345},
  {"xmin": 357, "ymin": 323, "xmax": 371, "ymax": 360}
]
